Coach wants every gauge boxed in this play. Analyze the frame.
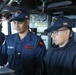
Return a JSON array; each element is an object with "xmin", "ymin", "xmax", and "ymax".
[{"xmin": 37, "ymin": 13, "xmax": 47, "ymax": 22}]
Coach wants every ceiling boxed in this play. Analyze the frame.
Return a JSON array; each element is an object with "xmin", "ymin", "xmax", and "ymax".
[
  {"xmin": 0, "ymin": 0, "xmax": 76, "ymax": 16},
  {"xmin": 18, "ymin": 0, "xmax": 76, "ymax": 15}
]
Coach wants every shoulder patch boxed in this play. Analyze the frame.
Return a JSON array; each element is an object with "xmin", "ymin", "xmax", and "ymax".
[{"xmin": 38, "ymin": 40, "xmax": 44, "ymax": 47}]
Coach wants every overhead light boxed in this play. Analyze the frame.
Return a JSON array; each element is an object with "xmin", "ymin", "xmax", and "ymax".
[
  {"xmin": 38, "ymin": 1, "xmax": 72, "ymax": 9},
  {"xmin": 48, "ymin": 1, "xmax": 72, "ymax": 8},
  {"xmin": 53, "ymin": 11, "xmax": 63, "ymax": 15}
]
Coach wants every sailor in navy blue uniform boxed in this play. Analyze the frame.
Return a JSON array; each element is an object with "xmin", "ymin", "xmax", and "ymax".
[
  {"xmin": 0, "ymin": 9, "xmax": 46, "ymax": 75},
  {"xmin": 40, "ymin": 16, "xmax": 76, "ymax": 75}
]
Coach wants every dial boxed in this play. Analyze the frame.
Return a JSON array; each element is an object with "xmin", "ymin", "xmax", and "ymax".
[{"xmin": 37, "ymin": 13, "xmax": 47, "ymax": 22}]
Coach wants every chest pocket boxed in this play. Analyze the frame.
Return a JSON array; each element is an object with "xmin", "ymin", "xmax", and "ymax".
[
  {"xmin": 22, "ymin": 44, "xmax": 35, "ymax": 60},
  {"xmin": 7, "ymin": 45, "xmax": 15, "ymax": 61}
]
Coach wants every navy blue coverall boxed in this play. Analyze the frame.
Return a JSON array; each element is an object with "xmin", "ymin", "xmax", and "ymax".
[
  {"xmin": 0, "ymin": 31, "xmax": 46, "ymax": 75},
  {"xmin": 41, "ymin": 37, "xmax": 76, "ymax": 75}
]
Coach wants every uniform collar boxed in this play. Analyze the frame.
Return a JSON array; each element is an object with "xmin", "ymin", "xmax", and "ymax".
[
  {"xmin": 15, "ymin": 31, "xmax": 31, "ymax": 43},
  {"xmin": 52, "ymin": 37, "xmax": 75, "ymax": 50}
]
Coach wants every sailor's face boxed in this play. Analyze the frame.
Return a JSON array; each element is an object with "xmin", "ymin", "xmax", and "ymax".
[{"xmin": 14, "ymin": 19, "xmax": 29, "ymax": 33}]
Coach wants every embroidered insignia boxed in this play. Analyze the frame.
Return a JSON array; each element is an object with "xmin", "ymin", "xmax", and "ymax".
[
  {"xmin": 63, "ymin": 22, "xmax": 68, "ymax": 26},
  {"xmin": 24, "ymin": 45, "xmax": 34, "ymax": 49},
  {"xmin": 25, "ymin": 16, "xmax": 28, "ymax": 18},
  {"xmin": 39, "ymin": 40, "xmax": 44, "ymax": 47},
  {"xmin": 7, "ymin": 46, "xmax": 14, "ymax": 49}
]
